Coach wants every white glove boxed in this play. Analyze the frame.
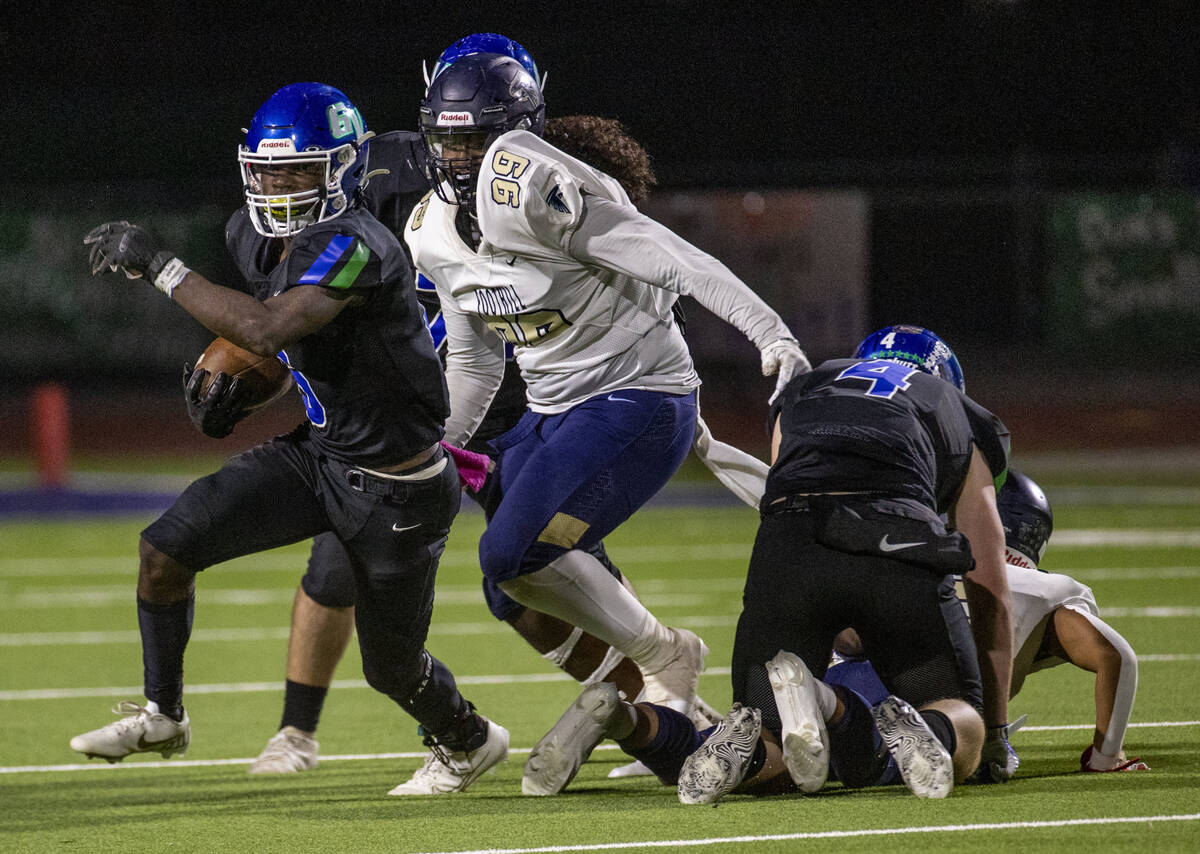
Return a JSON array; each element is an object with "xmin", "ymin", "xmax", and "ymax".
[
  {"xmin": 760, "ymin": 337, "xmax": 811, "ymax": 404},
  {"xmin": 969, "ymin": 724, "xmax": 1020, "ymax": 783}
]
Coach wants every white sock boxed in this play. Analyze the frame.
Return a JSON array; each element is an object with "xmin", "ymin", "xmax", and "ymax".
[
  {"xmin": 814, "ymin": 679, "xmax": 838, "ymax": 721},
  {"xmin": 499, "ymin": 550, "xmax": 670, "ymax": 669}
]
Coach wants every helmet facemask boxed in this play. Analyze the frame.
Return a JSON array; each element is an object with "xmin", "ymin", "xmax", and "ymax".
[
  {"xmin": 418, "ymin": 53, "xmax": 545, "ymax": 209},
  {"xmin": 422, "ymin": 127, "xmax": 494, "ymax": 207},
  {"xmin": 239, "ymin": 143, "xmax": 359, "ymax": 238}
]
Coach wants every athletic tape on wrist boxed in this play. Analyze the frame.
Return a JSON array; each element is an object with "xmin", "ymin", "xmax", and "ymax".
[{"xmin": 154, "ymin": 258, "xmax": 191, "ymax": 298}]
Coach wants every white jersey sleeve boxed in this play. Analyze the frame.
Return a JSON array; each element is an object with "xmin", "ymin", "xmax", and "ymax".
[
  {"xmin": 438, "ymin": 279, "xmax": 506, "ymax": 447},
  {"xmin": 567, "ymin": 197, "xmax": 795, "ymax": 351}
]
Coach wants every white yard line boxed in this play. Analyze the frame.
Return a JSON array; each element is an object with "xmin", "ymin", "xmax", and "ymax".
[
  {"xmin": 3, "ymin": 530, "xmax": 1199, "ymax": 579},
  {"xmin": 413, "ymin": 814, "xmax": 1200, "ymax": 854}
]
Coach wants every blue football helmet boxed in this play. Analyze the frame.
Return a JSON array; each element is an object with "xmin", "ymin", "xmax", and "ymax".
[
  {"xmin": 419, "ymin": 53, "xmax": 545, "ymax": 207},
  {"xmin": 853, "ymin": 324, "xmax": 966, "ymax": 391},
  {"xmin": 238, "ymin": 82, "xmax": 373, "ymax": 237},
  {"xmin": 425, "ymin": 32, "xmax": 544, "ymax": 92},
  {"xmin": 996, "ymin": 470, "xmax": 1053, "ymax": 567}
]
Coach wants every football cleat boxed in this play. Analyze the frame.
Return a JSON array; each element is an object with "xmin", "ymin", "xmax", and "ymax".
[
  {"xmin": 248, "ymin": 726, "xmax": 319, "ymax": 775},
  {"xmin": 873, "ymin": 696, "xmax": 954, "ymax": 798},
  {"xmin": 607, "ymin": 758, "xmax": 654, "ymax": 778},
  {"xmin": 677, "ymin": 703, "xmax": 762, "ymax": 805},
  {"xmin": 1080, "ymin": 745, "xmax": 1150, "ymax": 772},
  {"xmin": 766, "ymin": 650, "xmax": 830, "ymax": 793},
  {"xmin": 640, "ymin": 628, "xmax": 709, "ymax": 717},
  {"xmin": 523, "ymin": 682, "xmax": 627, "ymax": 796},
  {"xmin": 69, "ymin": 701, "xmax": 190, "ymax": 763},
  {"xmin": 388, "ymin": 717, "xmax": 509, "ymax": 795}
]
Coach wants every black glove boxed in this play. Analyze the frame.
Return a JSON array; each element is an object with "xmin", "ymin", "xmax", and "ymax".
[
  {"xmin": 183, "ymin": 364, "xmax": 252, "ymax": 438},
  {"xmin": 84, "ymin": 221, "xmax": 176, "ymax": 281}
]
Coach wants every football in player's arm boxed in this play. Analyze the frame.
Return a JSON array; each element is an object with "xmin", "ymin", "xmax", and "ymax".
[{"xmin": 73, "ymin": 81, "xmax": 509, "ymax": 796}]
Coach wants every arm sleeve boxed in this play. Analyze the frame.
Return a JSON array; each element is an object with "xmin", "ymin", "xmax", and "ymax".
[
  {"xmin": 437, "ymin": 281, "xmax": 507, "ymax": 447},
  {"xmin": 566, "ymin": 196, "xmax": 794, "ymax": 350}
]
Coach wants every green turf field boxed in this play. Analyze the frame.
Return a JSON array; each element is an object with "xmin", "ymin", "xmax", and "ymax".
[{"xmin": 1, "ymin": 463, "xmax": 1197, "ymax": 853}]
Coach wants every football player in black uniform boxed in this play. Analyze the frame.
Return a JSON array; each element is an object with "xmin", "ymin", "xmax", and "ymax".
[
  {"xmin": 70, "ymin": 82, "xmax": 509, "ymax": 795},
  {"xmin": 824, "ymin": 469, "xmax": 1150, "ymax": 779},
  {"xmin": 527, "ymin": 326, "xmax": 1013, "ymax": 803},
  {"xmin": 182, "ymin": 35, "xmax": 704, "ymax": 780}
]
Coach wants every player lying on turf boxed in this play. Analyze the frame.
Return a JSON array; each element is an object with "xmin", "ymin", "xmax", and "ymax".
[
  {"xmin": 825, "ymin": 469, "xmax": 1150, "ymax": 778},
  {"xmin": 522, "ymin": 326, "xmax": 1013, "ymax": 802}
]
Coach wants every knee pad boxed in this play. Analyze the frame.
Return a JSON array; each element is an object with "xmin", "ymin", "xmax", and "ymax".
[
  {"xmin": 361, "ymin": 642, "xmax": 428, "ymax": 699},
  {"xmin": 300, "ymin": 534, "xmax": 357, "ymax": 608},
  {"xmin": 482, "ymin": 575, "xmax": 526, "ymax": 622}
]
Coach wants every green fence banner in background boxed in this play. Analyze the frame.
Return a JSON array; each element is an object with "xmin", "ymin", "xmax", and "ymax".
[{"xmin": 1048, "ymin": 192, "xmax": 1200, "ymax": 355}]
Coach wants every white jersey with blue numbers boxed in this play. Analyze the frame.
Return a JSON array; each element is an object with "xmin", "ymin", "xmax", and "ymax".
[{"xmin": 405, "ymin": 130, "xmax": 794, "ymax": 446}]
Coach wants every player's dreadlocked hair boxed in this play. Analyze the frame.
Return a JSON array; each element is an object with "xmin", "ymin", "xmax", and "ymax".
[{"xmin": 544, "ymin": 116, "xmax": 657, "ymax": 205}]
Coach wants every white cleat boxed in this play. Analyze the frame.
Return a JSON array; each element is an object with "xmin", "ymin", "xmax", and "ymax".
[
  {"xmin": 766, "ymin": 650, "xmax": 830, "ymax": 793},
  {"xmin": 677, "ymin": 703, "xmax": 762, "ymax": 805},
  {"xmin": 523, "ymin": 682, "xmax": 627, "ymax": 795},
  {"xmin": 640, "ymin": 628, "xmax": 709, "ymax": 716},
  {"xmin": 873, "ymin": 695, "xmax": 954, "ymax": 798},
  {"xmin": 607, "ymin": 759, "xmax": 654, "ymax": 778},
  {"xmin": 69, "ymin": 701, "xmax": 190, "ymax": 763},
  {"xmin": 248, "ymin": 726, "xmax": 319, "ymax": 775},
  {"xmin": 388, "ymin": 718, "xmax": 509, "ymax": 795}
]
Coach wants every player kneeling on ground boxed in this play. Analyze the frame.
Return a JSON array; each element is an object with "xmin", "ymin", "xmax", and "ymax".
[
  {"xmin": 526, "ymin": 325, "xmax": 1014, "ymax": 803},
  {"xmin": 826, "ymin": 469, "xmax": 1150, "ymax": 778}
]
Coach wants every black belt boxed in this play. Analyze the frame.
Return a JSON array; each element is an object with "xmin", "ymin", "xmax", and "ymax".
[
  {"xmin": 344, "ymin": 446, "xmax": 444, "ymax": 496},
  {"xmin": 761, "ymin": 494, "xmax": 815, "ymax": 516}
]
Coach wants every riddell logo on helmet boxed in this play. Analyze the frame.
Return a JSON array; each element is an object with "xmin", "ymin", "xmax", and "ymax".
[
  {"xmin": 438, "ymin": 111, "xmax": 475, "ymax": 125},
  {"xmin": 1004, "ymin": 547, "xmax": 1035, "ymax": 569},
  {"xmin": 258, "ymin": 140, "xmax": 296, "ymax": 151}
]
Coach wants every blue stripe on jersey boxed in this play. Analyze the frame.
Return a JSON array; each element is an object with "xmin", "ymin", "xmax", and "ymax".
[
  {"xmin": 415, "ymin": 273, "xmax": 438, "ymax": 292},
  {"xmin": 428, "ymin": 312, "xmax": 447, "ymax": 350},
  {"xmin": 299, "ymin": 234, "xmax": 356, "ymax": 284}
]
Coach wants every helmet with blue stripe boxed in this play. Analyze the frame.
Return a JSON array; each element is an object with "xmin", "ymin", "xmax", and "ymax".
[
  {"xmin": 425, "ymin": 32, "xmax": 544, "ymax": 92},
  {"xmin": 238, "ymin": 82, "xmax": 373, "ymax": 237},
  {"xmin": 853, "ymin": 324, "xmax": 965, "ymax": 392}
]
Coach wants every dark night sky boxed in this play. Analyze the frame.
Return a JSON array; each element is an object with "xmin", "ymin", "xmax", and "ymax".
[{"xmin": 7, "ymin": 1, "xmax": 1200, "ymax": 198}]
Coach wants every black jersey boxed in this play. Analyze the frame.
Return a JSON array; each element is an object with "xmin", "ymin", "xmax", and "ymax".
[
  {"xmin": 766, "ymin": 358, "xmax": 1009, "ymax": 515},
  {"xmin": 224, "ymin": 205, "xmax": 449, "ymax": 467},
  {"xmin": 362, "ymin": 130, "xmax": 528, "ymax": 450}
]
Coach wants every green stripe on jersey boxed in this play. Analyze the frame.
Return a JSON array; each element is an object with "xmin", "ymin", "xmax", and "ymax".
[{"xmin": 327, "ymin": 241, "xmax": 371, "ymax": 289}]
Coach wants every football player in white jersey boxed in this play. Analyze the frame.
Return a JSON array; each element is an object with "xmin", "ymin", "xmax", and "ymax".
[
  {"xmin": 825, "ymin": 470, "xmax": 1149, "ymax": 779},
  {"xmin": 407, "ymin": 53, "xmax": 809, "ymax": 795}
]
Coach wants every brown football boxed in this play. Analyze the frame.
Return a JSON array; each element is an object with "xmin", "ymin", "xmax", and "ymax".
[{"xmin": 194, "ymin": 337, "xmax": 293, "ymax": 411}]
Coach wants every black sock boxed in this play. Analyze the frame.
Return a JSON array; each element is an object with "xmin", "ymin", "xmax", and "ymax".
[
  {"xmin": 137, "ymin": 594, "xmax": 193, "ymax": 721},
  {"xmin": 618, "ymin": 705, "xmax": 703, "ymax": 785},
  {"xmin": 919, "ymin": 708, "xmax": 958, "ymax": 756},
  {"xmin": 281, "ymin": 680, "xmax": 328, "ymax": 734},
  {"xmin": 743, "ymin": 738, "xmax": 768, "ymax": 781},
  {"xmin": 828, "ymin": 684, "xmax": 891, "ymax": 787}
]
